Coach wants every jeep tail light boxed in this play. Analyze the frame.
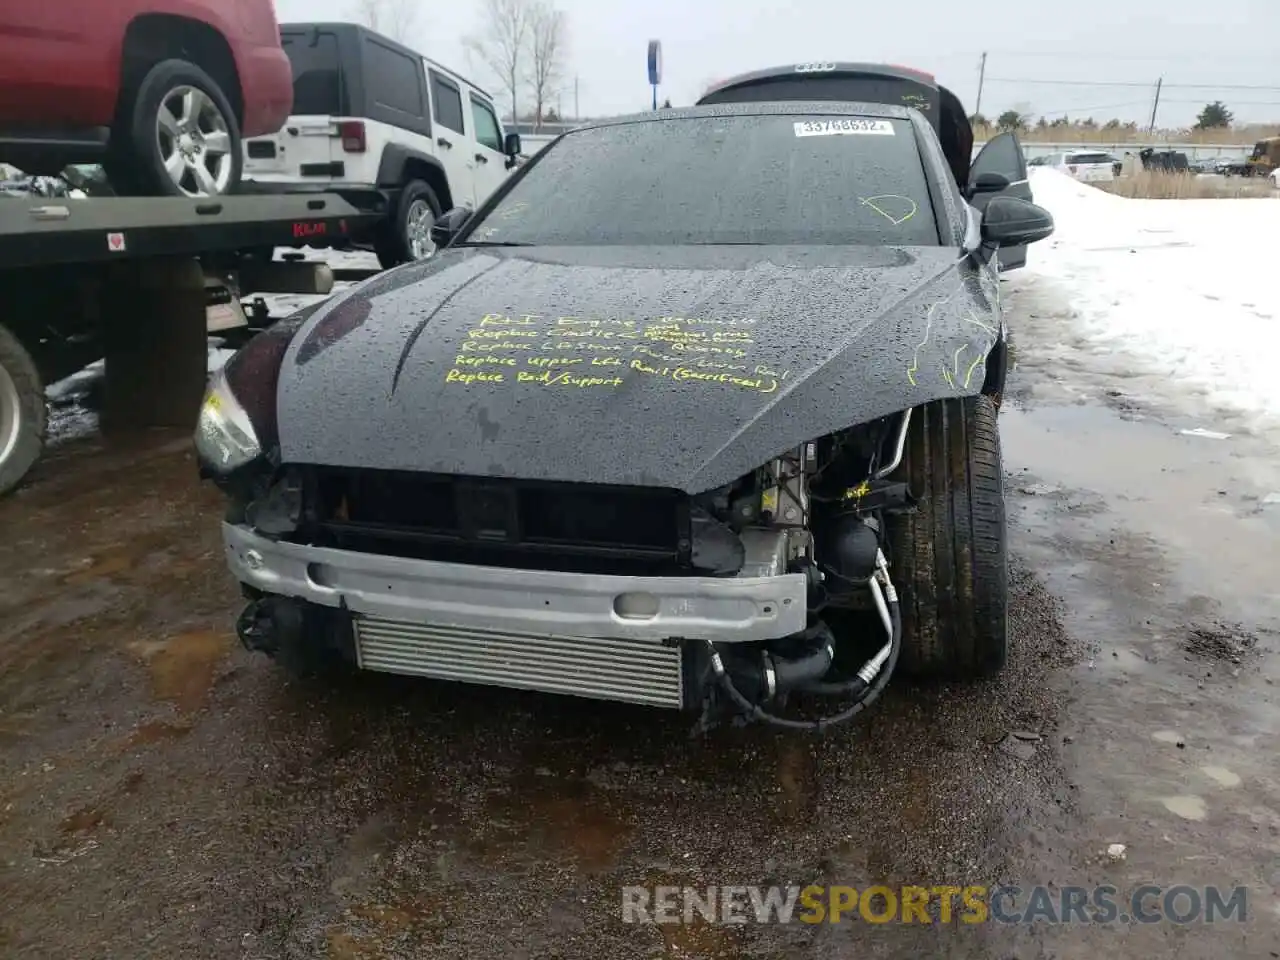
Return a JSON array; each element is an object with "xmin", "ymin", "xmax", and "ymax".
[{"xmin": 338, "ymin": 121, "xmax": 366, "ymax": 153}]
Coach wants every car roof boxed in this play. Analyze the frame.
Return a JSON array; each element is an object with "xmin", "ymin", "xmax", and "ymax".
[
  {"xmin": 700, "ymin": 62, "xmax": 938, "ymax": 101},
  {"xmin": 279, "ymin": 21, "xmax": 493, "ymax": 101},
  {"xmin": 571, "ymin": 99, "xmax": 917, "ymax": 133}
]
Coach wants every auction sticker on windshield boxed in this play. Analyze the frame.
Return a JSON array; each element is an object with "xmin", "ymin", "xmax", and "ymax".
[{"xmin": 794, "ymin": 119, "xmax": 894, "ymax": 137}]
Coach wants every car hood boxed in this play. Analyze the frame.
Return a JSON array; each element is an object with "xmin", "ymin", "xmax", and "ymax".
[{"xmin": 276, "ymin": 245, "xmax": 999, "ymax": 493}]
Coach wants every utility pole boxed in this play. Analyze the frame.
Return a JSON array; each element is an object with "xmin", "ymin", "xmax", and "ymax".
[
  {"xmin": 1148, "ymin": 77, "xmax": 1163, "ymax": 134},
  {"xmin": 974, "ymin": 51, "xmax": 987, "ymax": 118}
]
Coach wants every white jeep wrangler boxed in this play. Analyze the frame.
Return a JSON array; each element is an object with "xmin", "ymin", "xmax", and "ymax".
[{"xmin": 242, "ymin": 22, "xmax": 521, "ymax": 268}]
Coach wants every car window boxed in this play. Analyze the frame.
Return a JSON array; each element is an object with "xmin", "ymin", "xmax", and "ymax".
[
  {"xmin": 281, "ymin": 30, "xmax": 346, "ymax": 115},
  {"xmin": 1068, "ymin": 152, "xmax": 1111, "ymax": 164},
  {"xmin": 469, "ymin": 114, "xmax": 941, "ymax": 247},
  {"xmin": 470, "ymin": 96, "xmax": 503, "ymax": 151},
  {"xmin": 363, "ymin": 37, "xmax": 423, "ymax": 118},
  {"xmin": 430, "ymin": 73, "xmax": 465, "ymax": 134}
]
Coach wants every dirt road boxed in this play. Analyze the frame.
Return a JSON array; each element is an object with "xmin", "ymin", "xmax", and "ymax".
[{"xmin": 1, "ymin": 278, "xmax": 1278, "ymax": 958}]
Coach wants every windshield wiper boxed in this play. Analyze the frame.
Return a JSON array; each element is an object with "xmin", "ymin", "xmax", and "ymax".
[{"xmin": 452, "ymin": 240, "xmax": 533, "ymax": 247}]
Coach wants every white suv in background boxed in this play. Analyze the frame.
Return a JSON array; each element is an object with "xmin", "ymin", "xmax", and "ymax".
[
  {"xmin": 242, "ymin": 22, "xmax": 520, "ymax": 267},
  {"xmin": 1043, "ymin": 150, "xmax": 1117, "ymax": 184}
]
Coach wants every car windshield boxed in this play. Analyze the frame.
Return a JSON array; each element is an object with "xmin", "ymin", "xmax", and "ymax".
[
  {"xmin": 466, "ymin": 113, "xmax": 941, "ymax": 247},
  {"xmin": 1068, "ymin": 153, "xmax": 1112, "ymax": 164}
]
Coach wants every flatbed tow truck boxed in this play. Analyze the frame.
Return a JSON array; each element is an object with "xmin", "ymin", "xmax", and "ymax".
[{"xmin": 0, "ymin": 192, "xmax": 384, "ymax": 495}]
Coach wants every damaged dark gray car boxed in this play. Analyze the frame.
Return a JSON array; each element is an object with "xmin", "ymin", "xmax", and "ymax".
[{"xmin": 195, "ymin": 99, "xmax": 1053, "ymax": 731}]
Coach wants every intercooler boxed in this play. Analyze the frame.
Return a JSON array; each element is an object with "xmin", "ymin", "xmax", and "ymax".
[{"xmin": 353, "ymin": 615, "xmax": 685, "ymax": 708}]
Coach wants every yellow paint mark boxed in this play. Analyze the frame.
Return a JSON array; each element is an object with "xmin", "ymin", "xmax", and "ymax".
[
  {"xmin": 448, "ymin": 313, "xmax": 783, "ymax": 393},
  {"xmin": 906, "ymin": 301, "xmax": 943, "ymax": 386},
  {"xmin": 843, "ymin": 481, "xmax": 872, "ymax": 501},
  {"xmin": 963, "ymin": 353, "xmax": 985, "ymax": 389},
  {"xmin": 515, "ymin": 370, "xmax": 623, "ymax": 388},
  {"xmin": 964, "ymin": 311, "xmax": 997, "ymax": 336},
  {"xmin": 525, "ymin": 356, "xmax": 584, "ymax": 368},
  {"xmin": 859, "ymin": 194, "xmax": 919, "ymax": 226},
  {"xmin": 952, "ymin": 344, "xmax": 967, "ymax": 378},
  {"xmin": 445, "ymin": 368, "xmax": 506, "ymax": 385},
  {"xmin": 453, "ymin": 354, "xmax": 517, "ymax": 367},
  {"xmin": 940, "ymin": 364, "xmax": 956, "ymax": 389}
]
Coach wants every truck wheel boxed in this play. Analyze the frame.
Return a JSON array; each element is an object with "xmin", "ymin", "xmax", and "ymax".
[
  {"xmin": 112, "ymin": 59, "xmax": 242, "ymax": 198},
  {"xmin": 375, "ymin": 180, "xmax": 441, "ymax": 269},
  {"xmin": 887, "ymin": 395, "xmax": 1008, "ymax": 679},
  {"xmin": 0, "ymin": 325, "xmax": 47, "ymax": 497}
]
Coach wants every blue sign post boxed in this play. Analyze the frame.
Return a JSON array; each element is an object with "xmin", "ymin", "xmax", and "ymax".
[{"xmin": 647, "ymin": 40, "xmax": 662, "ymax": 110}]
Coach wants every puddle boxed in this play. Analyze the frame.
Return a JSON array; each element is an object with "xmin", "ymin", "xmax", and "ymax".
[
  {"xmin": 117, "ymin": 719, "xmax": 193, "ymax": 750},
  {"xmin": 656, "ymin": 918, "xmax": 744, "ymax": 959},
  {"xmin": 1161, "ymin": 795, "xmax": 1208, "ymax": 821},
  {"xmin": 1001, "ymin": 402, "xmax": 1280, "ymax": 616},
  {"xmin": 1200, "ymin": 766, "xmax": 1243, "ymax": 789},
  {"xmin": 481, "ymin": 773, "xmax": 631, "ymax": 872},
  {"xmin": 129, "ymin": 631, "xmax": 233, "ymax": 714},
  {"xmin": 774, "ymin": 740, "xmax": 817, "ymax": 821},
  {"xmin": 59, "ymin": 805, "xmax": 109, "ymax": 836}
]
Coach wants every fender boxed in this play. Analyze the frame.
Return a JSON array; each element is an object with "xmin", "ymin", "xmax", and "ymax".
[
  {"xmin": 980, "ymin": 335, "xmax": 1008, "ymax": 399},
  {"xmin": 376, "ymin": 144, "xmax": 448, "ymax": 191}
]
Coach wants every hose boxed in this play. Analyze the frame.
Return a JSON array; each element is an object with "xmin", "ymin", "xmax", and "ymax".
[{"xmin": 705, "ymin": 556, "xmax": 903, "ymax": 733}]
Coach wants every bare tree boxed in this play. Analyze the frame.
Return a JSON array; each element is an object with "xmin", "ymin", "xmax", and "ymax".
[
  {"xmin": 349, "ymin": 0, "xmax": 418, "ymax": 43},
  {"xmin": 525, "ymin": 1, "xmax": 567, "ymax": 132},
  {"xmin": 465, "ymin": 0, "xmax": 531, "ymax": 126}
]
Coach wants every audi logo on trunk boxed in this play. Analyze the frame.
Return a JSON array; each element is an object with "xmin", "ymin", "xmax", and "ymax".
[{"xmin": 795, "ymin": 62, "xmax": 836, "ymax": 73}]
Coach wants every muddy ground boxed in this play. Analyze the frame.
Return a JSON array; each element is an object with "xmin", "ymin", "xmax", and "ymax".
[{"xmin": 2, "ymin": 275, "xmax": 1279, "ymax": 959}]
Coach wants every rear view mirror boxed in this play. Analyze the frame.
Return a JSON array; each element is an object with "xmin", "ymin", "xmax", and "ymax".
[
  {"xmin": 969, "ymin": 171, "xmax": 1010, "ymax": 196},
  {"xmin": 503, "ymin": 132, "xmax": 522, "ymax": 169},
  {"xmin": 980, "ymin": 196, "xmax": 1054, "ymax": 248},
  {"xmin": 430, "ymin": 206, "xmax": 472, "ymax": 249}
]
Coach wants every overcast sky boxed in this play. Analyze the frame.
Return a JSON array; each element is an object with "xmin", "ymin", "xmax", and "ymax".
[{"xmin": 275, "ymin": 0, "xmax": 1279, "ymax": 127}]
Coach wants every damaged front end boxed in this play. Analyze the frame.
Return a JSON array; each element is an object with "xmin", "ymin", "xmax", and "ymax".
[{"xmin": 201, "ymin": 342, "xmax": 916, "ymax": 731}]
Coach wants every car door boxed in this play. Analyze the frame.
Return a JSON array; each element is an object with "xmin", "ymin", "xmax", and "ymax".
[
  {"xmin": 468, "ymin": 93, "xmax": 509, "ymax": 203},
  {"xmin": 0, "ymin": 2, "xmax": 113, "ymax": 126},
  {"xmin": 427, "ymin": 69, "xmax": 476, "ymax": 208},
  {"xmin": 968, "ymin": 131, "xmax": 1032, "ymax": 271}
]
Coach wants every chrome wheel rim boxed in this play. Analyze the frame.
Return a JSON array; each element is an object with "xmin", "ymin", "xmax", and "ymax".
[
  {"xmin": 405, "ymin": 200, "xmax": 436, "ymax": 260},
  {"xmin": 0, "ymin": 362, "xmax": 22, "ymax": 469},
  {"xmin": 156, "ymin": 85, "xmax": 234, "ymax": 197}
]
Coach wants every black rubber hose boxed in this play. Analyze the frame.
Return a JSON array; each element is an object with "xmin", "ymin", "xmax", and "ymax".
[{"xmin": 707, "ymin": 597, "xmax": 902, "ymax": 733}]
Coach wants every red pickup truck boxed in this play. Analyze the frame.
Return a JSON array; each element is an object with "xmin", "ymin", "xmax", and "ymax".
[{"xmin": 0, "ymin": 0, "xmax": 293, "ymax": 197}]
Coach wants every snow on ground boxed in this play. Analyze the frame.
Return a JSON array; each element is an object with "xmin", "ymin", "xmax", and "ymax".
[{"xmin": 1013, "ymin": 168, "xmax": 1280, "ymax": 434}]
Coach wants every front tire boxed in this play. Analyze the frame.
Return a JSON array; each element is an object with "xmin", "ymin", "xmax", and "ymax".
[
  {"xmin": 110, "ymin": 59, "xmax": 242, "ymax": 198},
  {"xmin": 887, "ymin": 395, "xmax": 1008, "ymax": 679},
  {"xmin": 0, "ymin": 324, "xmax": 47, "ymax": 497},
  {"xmin": 375, "ymin": 180, "xmax": 442, "ymax": 269}
]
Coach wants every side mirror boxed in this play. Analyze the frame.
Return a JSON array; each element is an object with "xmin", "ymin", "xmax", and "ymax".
[
  {"xmin": 980, "ymin": 196, "xmax": 1054, "ymax": 248},
  {"xmin": 969, "ymin": 171, "xmax": 1010, "ymax": 196},
  {"xmin": 503, "ymin": 132, "xmax": 522, "ymax": 156},
  {"xmin": 429, "ymin": 206, "xmax": 471, "ymax": 249}
]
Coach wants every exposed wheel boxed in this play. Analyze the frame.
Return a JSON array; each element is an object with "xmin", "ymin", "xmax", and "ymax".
[
  {"xmin": 110, "ymin": 59, "xmax": 242, "ymax": 198},
  {"xmin": 375, "ymin": 180, "xmax": 441, "ymax": 269},
  {"xmin": 887, "ymin": 394, "xmax": 1007, "ymax": 679},
  {"xmin": 0, "ymin": 324, "xmax": 47, "ymax": 497}
]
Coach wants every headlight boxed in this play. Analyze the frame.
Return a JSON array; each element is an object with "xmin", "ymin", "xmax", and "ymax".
[{"xmin": 194, "ymin": 367, "xmax": 262, "ymax": 473}]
